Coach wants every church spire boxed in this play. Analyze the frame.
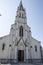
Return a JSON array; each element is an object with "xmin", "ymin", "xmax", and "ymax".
[
  {"xmin": 20, "ymin": 0, "xmax": 22, "ymax": 6},
  {"xmin": 17, "ymin": 0, "xmax": 25, "ymax": 11},
  {"xmin": 15, "ymin": 0, "xmax": 27, "ymax": 24},
  {"xmin": 20, "ymin": 0, "xmax": 22, "ymax": 4}
]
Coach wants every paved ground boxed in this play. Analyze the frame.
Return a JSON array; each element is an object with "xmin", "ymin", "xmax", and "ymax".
[
  {"xmin": 0, "ymin": 63, "xmax": 43, "ymax": 65},
  {"xmin": 11, "ymin": 62, "xmax": 43, "ymax": 65}
]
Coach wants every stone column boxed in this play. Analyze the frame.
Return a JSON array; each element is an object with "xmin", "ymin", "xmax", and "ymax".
[
  {"xmin": 24, "ymin": 49, "xmax": 26, "ymax": 62},
  {"xmin": 14, "ymin": 46, "xmax": 17, "ymax": 62},
  {"xmin": 26, "ymin": 47, "xmax": 29, "ymax": 62}
]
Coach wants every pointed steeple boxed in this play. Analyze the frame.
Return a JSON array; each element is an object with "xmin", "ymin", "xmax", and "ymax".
[
  {"xmin": 18, "ymin": 0, "xmax": 25, "ymax": 11},
  {"xmin": 15, "ymin": 0, "xmax": 27, "ymax": 24}
]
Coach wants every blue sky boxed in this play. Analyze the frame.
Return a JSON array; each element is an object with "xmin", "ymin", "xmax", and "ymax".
[{"xmin": 0, "ymin": 0, "xmax": 43, "ymax": 47}]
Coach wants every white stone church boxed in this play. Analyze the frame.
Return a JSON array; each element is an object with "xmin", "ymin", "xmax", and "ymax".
[{"xmin": 0, "ymin": 0, "xmax": 42, "ymax": 63}]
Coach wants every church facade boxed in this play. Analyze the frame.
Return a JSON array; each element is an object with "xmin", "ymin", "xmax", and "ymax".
[{"xmin": 0, "ymin": 1, "xmax": 42, "ymax": 63}]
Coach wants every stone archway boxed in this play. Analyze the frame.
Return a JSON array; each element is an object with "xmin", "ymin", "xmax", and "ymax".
[{"xmin": 18, "ymin": 50, "xmax": 24, "ymax": 62}]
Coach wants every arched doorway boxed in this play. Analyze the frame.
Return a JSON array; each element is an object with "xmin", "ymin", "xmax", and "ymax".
[{"xmin": 18, "ymin": 50, "xmax": 24, "ymax": 62}]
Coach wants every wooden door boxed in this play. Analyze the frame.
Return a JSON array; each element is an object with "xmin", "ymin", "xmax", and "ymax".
[{"xmin": 18, "ymin": 50, "xmax": 24, "ymax": 62}]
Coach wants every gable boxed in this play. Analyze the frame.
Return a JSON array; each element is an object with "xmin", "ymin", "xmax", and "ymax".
[{"xmin": 18, "ymin": 39, "xmax": 25, "ymax": 47}]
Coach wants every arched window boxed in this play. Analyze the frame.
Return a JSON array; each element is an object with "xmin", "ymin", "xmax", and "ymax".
[
  {"xmin": 35, "ymin": 45, "xmax": 37, "ymax": 52},
  {"xmin": 19, "ymin": 26, "xmax": 23, "ymax": 37},
  {"xmin": 19, "ymin": 13, "xmax": 21, "ymax": 17},
  {"xmin": 22, "ymin": 14, "xmax": 23, "ymax": 18},
  {"xmin": 40, "ymin": 46, "xmax": 42, "ymax": 57},
  {"xmin": 2, "ymin": 43, "xmax": 5, "ymax": 50},
  {"xmin": 9, "ymin": 44, "xmax": 11, "ymax": 47}
]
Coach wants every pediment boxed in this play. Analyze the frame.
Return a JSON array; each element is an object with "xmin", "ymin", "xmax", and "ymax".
[
  {"xmin": 18, "ymin": 39, "xmax": 25, "ymax": 47},
  {"xmin": 16, "ymin": 38, "xmax": 27, "ymax": 47}
]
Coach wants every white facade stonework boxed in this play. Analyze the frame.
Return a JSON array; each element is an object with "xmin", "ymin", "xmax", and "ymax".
[{"xmin": 0, "ymin": 1, "xmax": 41, "ymax": 62}]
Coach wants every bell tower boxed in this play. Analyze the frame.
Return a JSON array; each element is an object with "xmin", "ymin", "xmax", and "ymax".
[
  {"xmin": 15, "ymin": 0, "xmax": 27, "ymax": 24},
  {"xmin": 10, "ymin": 0, "xmax": 31, "ymax": 40}
]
